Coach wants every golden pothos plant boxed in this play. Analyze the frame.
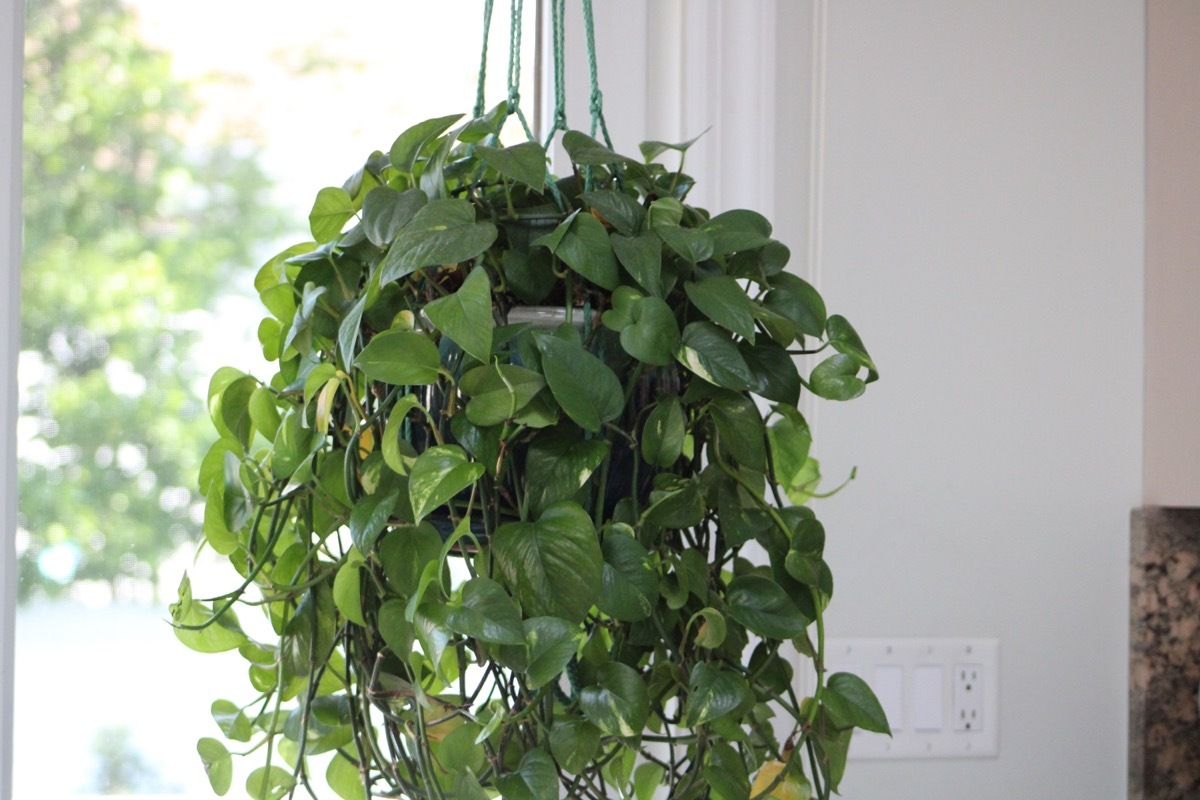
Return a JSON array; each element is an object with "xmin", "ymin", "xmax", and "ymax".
[{"xmin": 172, "ymin": 103, "xmax": 885, "ymax": 800}]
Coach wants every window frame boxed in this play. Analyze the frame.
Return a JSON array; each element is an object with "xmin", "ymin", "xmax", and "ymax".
[{"xmin": 2, "ymin": 0, "xmax": 24, "ymax": 794}]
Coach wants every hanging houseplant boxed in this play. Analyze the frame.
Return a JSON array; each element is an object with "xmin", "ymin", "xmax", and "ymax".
[{"xmin": 172, "ymin": 3, "xmax": 886, "ymax": 799}]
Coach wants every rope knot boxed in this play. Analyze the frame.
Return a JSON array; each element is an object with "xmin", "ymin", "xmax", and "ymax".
[{"xmin": 589, "ymin": 89, "xmax": 604, "ymax": 117}]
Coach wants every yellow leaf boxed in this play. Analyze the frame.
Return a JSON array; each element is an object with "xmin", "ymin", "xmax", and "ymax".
[{"xmin": 750, "ymin": 761, "xmax": 811, "ymax": 800}]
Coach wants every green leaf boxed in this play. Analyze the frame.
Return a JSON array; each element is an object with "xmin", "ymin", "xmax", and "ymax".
[
  {"xmin": 379, "ymin": 199, "xmax": 498, "ymax": 284},
  {"xmin": 646, "ymin": 197, "xmax": 684, "ymax": 229},
  {"xmin": 496, "ymin": 749, "xmax": 560, "ymax": 800},
  {"xmin": 682, "ymin": 662, "xmax": 750, "ymax": 727},
  {"xmin": 765, "ymin": 273, "xmax": 826, "ymax": 338},
  {"xmin": 536, "ymin": 210, "xmax": 619, "ymax": 290},
  {"xmin": 326, "ymin": 752, "xmax": 366, "ymax": 800},
  {"xmin": 524, "ymin": 428, "xmax": 609, "ymax": 516},
  {"xmin": 219, "ymin": 376, "xmax": 257, "ymax": 449},
  {"xmin": 611, "ymin": 232, "xmax": 663, "ymax": 296},
  {"xmin": 354, "ymin": 329, "xmax": 442, "ymax": 386},
  {"xmin": 197, "ymin": 738, "xmax": 232, "ymax": 796},
  {"xmin": 658, "ymin": 225, "xmax": 714, "ymax": 264},
  {"xmin": 702, "ymin": 209, "xmax": 773, "ymax": 255},
  {"xmin": 639, "ymin": 130, "xmax": 708, "ymax": 162},
  {"xmin": 767, "ymin": 409, "xmax": 813, "ymax": 490},
  {"xmin": 826, "ymin": 314, "xmax": 877, "ymax": 377},
  {"xmin": 362, "ymin": 186, "xmax": 427, "ymax": 247},
  {"xmin": 309, "ymin": 186, "xmax": 355, "ymax": 243},
  {"xmin": 809, "ymin": 353, "xmax": 867, "ymax": 401},
  {"xmin": 677, "ymin": 322, "xmax": 753, "ymax": 391},
  {"xmin": 477, "ymin": 141, "xmax": 548, "ymax": 191},
  {"xmin": 270, "ymin": 408, "xmax": 324, "ymax": 480},
  {"xmin": 685, "ymin": 277, "xmax": 757, "ymax": 342},
  {"xmin": 741, "ymin": 339, "xmax": 801, "ymax": 405},
  {"xmin": 454, "ymin": 770, "xmax": 490, "ymax": 800},
  {"xmin": 602, "ymin": 285, "xmax": 680, "ymax": 366},
  {"xmin": 824, "ymin": 672, "xmax": 891, "ymax": 734},
  {"xmin": 459, "ymin": 363, "xmax": 546, "ymax": 426},
  {"xmin": 333, "ymin": 558, "xmax": 367, "ymax": 626},
  {"xmin": 524, "ymin": 616, "xmax": 583, "ymax": 689},
  {"xmin": 246, "ymin": 765, "xmax": 296, "ymax": 800},
  {"xmin": 170, "ymin": 575, "xmax": 248, "ymax": 654},
  {"xmin": 436, "ymin": 721, "xmax": 486, "ymax": 774},
  {"xmin": 641, "ymin": 397, "xmax": 686, "ymax": 468},
  {"xmin": 642, "ymin": 475, "xmax": 706, "ymax": 530},
  {"xmin": 563, "ymin": 130, "xmax": 635, "ymax": 165},
  {"xmin": 598, "ymin": 530, "xmax": 659, "ymax": 621},
  {"xmin": 389, "ymin": 113, "xmax": 464, "ymax": 173},
  {"xmin": 211, "ymin": 700, "xmax": 252, "ymax": 743},
  {"xmin": 812, "ymin": 710, "xmax": 852, "ymax": 793},
  {"xmin": 381, "ymin": 394, "xmax": 422, "ymax": 474},
  {"xmin": 349, "ymin": 489, "xmax": 397, "ymax": 552},
  {"xmin": 705, "ymin": 741, "xmax": 750, "ymax": 800},
  {"xmin": 424, "ymin": 266, "xmax": 494, "ymax": 362},
  {"xmin": 709, "ymin": 392, "xmax": 766, "ymax": 472},
  {"xmin": 583, "ymin": 190, "xmax": 645, "ymax": 236},
  {"xmin": 248, "ymin": 386, "xmax": 281, "ymax": 442},
  {"xmin": 689, "ymin": 607, "xmax": 727, "ymax": 649},
  {"xmin": 492, "ymin": 501, "xmax": 602, "ymax": 623},
  {"xmin": 536, "ymin": 330, "xmax": 624, "ymax": 432},
  {"xmin": 379, "ymin": 522, "xmax": 442, "ymax": 597},
  {"xmin": 580, "ymin": 661, "xmax": 650, "ymax": 737},
  {"xmin": 550, "ymin": 718, "xmax": 602, "ymax": 775},
  {"xmin": 337, "ymin": 294, "xmax": 367, "ymax": 373},
  {"xmin": 725, "ymin": 575, "xmax": 807, "ymax": 639},
  {"xmin": 446, "ymin": 577, "xmax": 525, "ymax": 645},
  {"xmin": 408, "ymin": 444, "xmax": 484, "ymax": 523},
  {"xmin": 634, "ymin": 763, "xmax": 666, "ymax": 800},
  {"xmin": 377, "ymin": 599, "xmax": 414, "ymax": 661}
]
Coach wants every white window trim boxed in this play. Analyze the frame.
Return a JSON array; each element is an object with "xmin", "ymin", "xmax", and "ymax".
[{"xmin": 2, "ymin": 0, "xmax": 23, "ymax": 795}]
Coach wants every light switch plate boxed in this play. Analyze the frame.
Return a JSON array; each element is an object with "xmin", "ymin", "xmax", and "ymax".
[{"xmin": 804, "ymin": 638, "xmax": 999, "ymax": 759}]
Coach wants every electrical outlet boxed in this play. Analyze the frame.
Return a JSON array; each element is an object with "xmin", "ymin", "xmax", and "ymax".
[{"xmin": 953, "ymin": 663, "xmax": 984, "ymax": 732}]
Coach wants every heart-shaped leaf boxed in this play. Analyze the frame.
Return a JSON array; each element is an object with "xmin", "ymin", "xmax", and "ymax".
[
  {"xmin": 407, "ymin": 444, "xmax": 484, "ymax": 523},
  {"xmin": 424, "ymin": 266, "xmax": 494, "ymax": 362},
  {"xmin": 524, "ymin": 616, "xmax": 584, "ymax": 689},
  {"xmin": 580, "ymin": 662, "xmax": 649, "ymax": 737},
  {"xmin": 535, "ymin": 210, "xmax": 619, "ymax": 290},
  {"xmin": 536, "ymin": 330, "xmax": 623, "ymax": 433},
  {"xmin": 741, "ymin": 338, "xmax": 801, "ymax": 405},
  {"xmin": 459, "ymin": 363, "xmax": 546, "ymax": 426},
  {"xmin": 355, "ymin": 329, "xmax": 442, "ymax": 386},
  {"xmin": 495, "ymin": 750, "xmax": 559, "ymax": 800},
  {"xmin": 676, "ymin": 322, "xmax": 753, "ymax": 391},
  {"xmin": 583, "ymin": 190, "xmax": 646, "ymax": 236},
  {"xmin": 611, "ymin": 232, "xmax": 663, "ymax": 296},
  {"xmin": 492, "ymin": 501, "xmax": 602, "ymax": 623},
  {"xmin": 550, "ymin": 718, "xmax": 602, "ymax": 775},
  {"xmin": 524, "ymin": 428, "xmax": 609, "ymax": 516},
  {"xmin": 563, "ymin": 130, "xmax": 635, "ymax": 165},
  {"xmin": 598, "ymin": 530, "xmax": 659, "ymax": 621},
  {"xmin": 308, "ymin": 186, "xmax": 354, "ymax": 244},
  {"xmin": 389, "ymin": 113, "xmax": 463, "ymax": 174},
  {"xmin": 602, "ymin": 286, "xmax": 680, "ymax": 366},
  {"xmin": 446, "ymin": 577, "xmax": 525, "ymax": 645},
  {"xmin": 362, "ymin": 186, "xmax": 427, "ymax": 247},
  {"xmin": 658, "ymin": 225, "xmax": 714, "ymax": 264},
  {"xmin": 702, "ymin": 209, "xmax": 773, "ymax": 255},
  {"xmin": 641, "ymin": 397, "xmax": 685, "ymax": 468},
  {"xmin": 685, "ymin": 277, "xmax": 757, "ymax": 342},
  {"xmin": 824, "ymin": 672, "xmax": 891, "ymax": 734},
  {"xmin": 197, "ymin": 738, "xmax": 232, "ymax": 795},
  {"xmin": 682, "ymin": 662, "xmax": 750, "ymax": 727},
  {"xmin": 766, "ymin": 273, "xmax": 826, "ymax": 339},
  {"xmin": 477, "ymin": 141, "xmax": 547, "ymax": 191},
  {"xmin": 348, "ymin": 488, "xmax": 397, "ymax": 552},
  {"xmin": 379, "ymin": 199, "xmax": 498, "ymax": 284},
  {"xmin": 826, "ymin": 315, "xmax": 877, "ymax": 378},
  {"xmin": 725, "ymin": 575, "xmax": 808, "ymax": 639},
  {"xmin": 809, "ymin": 353, "xmax": 867, "ymax": 401}
]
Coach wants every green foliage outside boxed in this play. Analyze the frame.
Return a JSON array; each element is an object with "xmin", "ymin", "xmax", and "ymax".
[{"xmin": 18, "ymin": 0, "xmax": 282, "ymax": 598}]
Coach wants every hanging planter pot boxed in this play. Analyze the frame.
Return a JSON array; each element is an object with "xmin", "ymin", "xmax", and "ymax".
[{"xmin": 172, "ymin": 3, "xmax": 885, "ymax": 799}]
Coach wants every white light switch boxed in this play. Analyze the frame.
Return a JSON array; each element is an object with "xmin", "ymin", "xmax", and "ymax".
[
  {"xmin": 912, "ymin": 665, "xmax": 945, "ymax": 731},
  {"xmin": 873, "ymin": 665, "xmax": 904, "ymax": 731}
]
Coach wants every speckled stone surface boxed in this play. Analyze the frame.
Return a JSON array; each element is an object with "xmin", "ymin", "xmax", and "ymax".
[{"xmin": 1130, "ymin": 507, "xmax": 1200, "ymax": 800}]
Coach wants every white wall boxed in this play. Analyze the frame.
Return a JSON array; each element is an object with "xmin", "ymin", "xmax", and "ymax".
[
  {"xmin": 589, "ymin": 3, "xmax": 1143, "ymax": 797},
  {"xmin": 813, "ymin": 2, "xmax": 1143, "ymax": 797}
]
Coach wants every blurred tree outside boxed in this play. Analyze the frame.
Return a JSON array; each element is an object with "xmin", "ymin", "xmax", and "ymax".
[{"xmin": 17, "ymin": 0, "xmax": 283, "ymax": 600}]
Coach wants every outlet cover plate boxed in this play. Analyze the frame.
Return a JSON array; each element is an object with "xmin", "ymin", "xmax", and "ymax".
[{"xmin": 808, "ymin": 638, "xmax": 999, "ymax": 759}]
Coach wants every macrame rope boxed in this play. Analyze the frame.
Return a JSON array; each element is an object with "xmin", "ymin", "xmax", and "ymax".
[
  {"xmin": 581, "ymin": 0, "xmax": 612, "ymax": 147},
  {"xmin": 473, "ymin": 0, "xmax": 495, "ymax": 118},
  {"xmin": 506, "ymin": 0, "xmax": 537, "ymax": 140}
]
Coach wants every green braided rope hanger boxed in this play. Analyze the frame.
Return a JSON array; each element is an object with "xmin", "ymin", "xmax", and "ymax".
[{"xmin": 473, "ymin": 0, "xmax": 612, "ymax": 148}]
